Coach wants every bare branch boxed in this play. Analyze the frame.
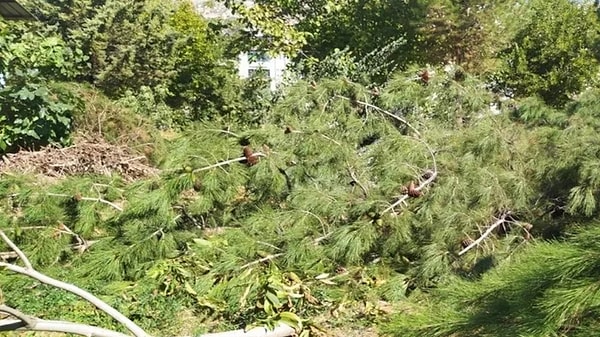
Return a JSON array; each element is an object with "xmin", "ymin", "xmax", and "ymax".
[
  {"xmin": 297, "ymin": 210, "xmax": 329, "ymax": 236},
  {"xmin": 206, "ymin": 128, "xmax": 241, "ymax": 138},
  {"xmin": 458, "ymin": 212, "xmax": 511, "ymax": 256},
  {"xmin": 0, "ymin": 231, "xmax": 32, "ymax": 269},
  {"xmin": 381, "ymin": 171, "xmax": 438, "ymax": 215},
  {"xmin": 256, "ymin": 241, "xmax": 283, "ymax": 251},
  {"xmin": 200, "ymin": 323, "xmax": 295, "ymax": 337},
  {"xmin": 335, "ymin": 95, "xmax": 422, "ymax": 137},
  {"xmin": 46, "ymin": 193, "xmax": 123, "ymax": 212},
  {"xmin": 193, "ymin": 153, "xmax": 266, "ymax": 173},
  {"xmin": 0, "ymin": 230, "xmax": 150, "ymax": 337},
  {"xmin": 320, "ymin": 134, "xmax": 342, "ymax": 146},
  {"xmin": 0, "ymin": 318, "xmax": 131, "ymax": 337},
  {"xmin": 239, "ymin": 253, "xmax": 284, "ymax": 270},
  {"xmin": 0, "ymin": 305, "xmax": 35, "ymax": 328},
  {"xmin": 313, "ymin": 232, "xmax": 332, "ymax": 245},
  {"xmin": 0, "ymin": 251, "xmax": 17, "ymax": 260}
]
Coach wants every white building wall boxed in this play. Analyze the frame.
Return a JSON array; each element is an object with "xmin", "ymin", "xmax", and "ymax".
[
  {"xmin": 238, "ymin": 52, "xmax": 289, "ymax": 91},
  {"xmin": 196, "ymin": 0, "xmax": 290, "ymax": 91}
]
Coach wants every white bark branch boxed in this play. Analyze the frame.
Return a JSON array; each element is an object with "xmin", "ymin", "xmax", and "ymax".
[
  {"xmin": 0, "ymin": 305, "xmax": 35, "ymax": 328},
  {"xmin": 335, "ymin": 95, "xmax": 422, "ymax": 137},
  {"xmin": 0, "ymin": 230, "xmax": 150, "ymax": 337},
  {"xmin": 381, "ymin": 171, "xmax": 438, "ymax": 215},
  {"xmin": 199, "ymin": 323, "xmax": 295, "ymax": 337},
  {"xmin": 239, "ymin": 253, "xmax": 284, "ymax": 270},
  {"xmin": 0, "ymin": 318, "xmax": 132, "ymax": 337},
  {"xmin": 46, "ymin": 193, "xmax": 123, "ymax": 212},
  {"xmin": 0, "ymin": 230, "xmax": 32, "ymax": 269},
  {"xmin": 193, "ymin": 153, "xmax": 266, "ymax": 173},
  {"xmin": 458, "ymin": 212, "xmax": 511, "ymax": 256}
]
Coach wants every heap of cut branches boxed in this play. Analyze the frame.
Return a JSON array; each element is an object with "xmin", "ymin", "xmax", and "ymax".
[{"xmin": 0, "ymin": 139, "xmax": 159, "ymax": 182}]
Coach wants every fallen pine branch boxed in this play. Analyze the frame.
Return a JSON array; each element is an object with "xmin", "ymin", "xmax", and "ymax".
[
  {"xmin": 46, "ymin": 192, "xmax": 123, "ymax": 212},
  {"xmin": 335, "ymin": 94, "xmax": 439, "ymax": 216},
  {"xmin": 381, "ymin": 170, "xmax": 438, "ymax": 215},
  {"xmin": 191, "ymin": 153, "xmax": 266, "ymax": 173},
  {"xmin": 0, "ymin": 230, "xmax": 150, "ymax": 337},
  {"xmin": 335, "ymin": 95, "xmax": 422, "ymax": 137},
  {"xmin": 0, "ymin": 230, "xmax": 297, "ymax": 337},
  {"xmin": 458, "ymin": 212, "xmax": 512, "ymax": 256},
  {"xmin": 239, "ymin": 253, "xmax": 285, "ymax": 270}
]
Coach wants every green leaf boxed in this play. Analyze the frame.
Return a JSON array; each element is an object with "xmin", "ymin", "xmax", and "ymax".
[
  {"xmin": 184, "ymin": 281, "xmax": 197, "ymax": 296},
  {"xmin": 265, "ymin": 290, "xmax": 282, "ymax": 309},
  {"xmin": 278, "ymin": 311, "xmax": 303, "ymax": 331}
]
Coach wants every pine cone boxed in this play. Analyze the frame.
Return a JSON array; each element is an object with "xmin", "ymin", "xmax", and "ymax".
[
  {"xmin": 419, "ymin": 69, "xmax": 430, "ymax": 84},
  {"xmin": 242, "ymin": 146, "xmax": 258, "ymax": 166},
  {"xmin": 407, "ymin": 181, "xmax": 422, "ymax": 198}
]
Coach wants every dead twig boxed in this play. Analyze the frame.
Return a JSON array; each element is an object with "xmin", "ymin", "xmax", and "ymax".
[{"xmin": 0, "ymin": 251, "xmax": 17, "ymax": 260}]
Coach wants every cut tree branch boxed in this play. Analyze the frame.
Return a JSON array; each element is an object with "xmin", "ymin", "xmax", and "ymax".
[
  {"xmin": 335, "ymin": 95, "xmax": 422, "ymax": 137},
  {"xmin": 46, "ymin": 192, "xmax": 123, "ymax": 212},
  {"xmin": 199, "ymin": 323, "xmax": 295, "ymax": 337},
  {"xmin": 0, "ymin": 230, "xmax": 150, "ymax": 337},
  {"xmin": 335, "ymin": 94, "xmax": 439, "ymax": 216},
  {"xmin": 458, "ymin": 212, "xmax": 511, "ymax": 256},
  {"xmin": 0, "ymin": 230, "xmax": 32, "ymax": 269},
  {"xmin": 193, "ymin": 153, "xmax": 266, "ymax": 173},
  {"xmin": 381, "ymin": 170, "xmax": 438, "ymax": 215},
  {"xmin": 239, "ymin": 253, "xmax": 284, "ymax": 270},
  {"xmin": 0, "ymin": 305, "xmax": 35, "ymax": 328},
  {"xmin": 0, "ymin": 318, "xmax": 131, "ymax": 337}
]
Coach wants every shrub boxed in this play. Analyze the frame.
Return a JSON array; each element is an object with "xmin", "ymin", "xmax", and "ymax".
[{"xmin": 0, "ymin": 70, "xmax": 82, "ymax": 153}]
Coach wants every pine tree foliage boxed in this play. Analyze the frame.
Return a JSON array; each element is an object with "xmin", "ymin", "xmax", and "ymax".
[
  {"xmin": 3, "ymin": 67, "xmax": 600, "ymax": 334},
  {"xmin": 384, "ymin": 225, "xmax": 600, "ymax": 337}
]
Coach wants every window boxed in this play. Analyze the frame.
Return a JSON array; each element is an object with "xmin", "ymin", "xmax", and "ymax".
[{"xmin": 248, "ymin": 51, "xmax": 269, "ymax": 63}]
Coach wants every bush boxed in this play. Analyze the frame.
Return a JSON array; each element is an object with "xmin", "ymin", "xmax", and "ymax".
[
  {"xmin": 0, "ymin": 70, "xmax": 82, "ymax": 153},
  {"xmin": 495, "ymin": 0, "xmax": 600, "ymax": 106}
]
